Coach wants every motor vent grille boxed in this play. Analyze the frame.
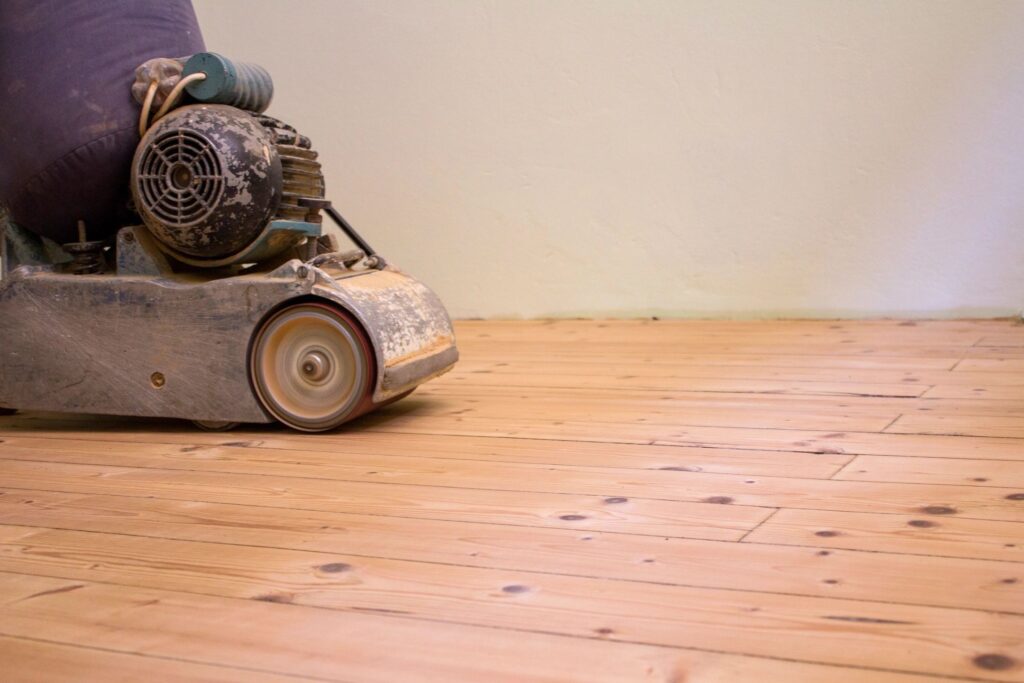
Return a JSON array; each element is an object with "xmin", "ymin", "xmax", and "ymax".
[{"xmin": 136, "ymin": 129, "xmax": 225, "ymax": 227}]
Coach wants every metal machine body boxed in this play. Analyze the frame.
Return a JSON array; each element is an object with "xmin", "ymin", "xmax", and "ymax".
[
  {"xmin": 0, "ymin": 223, "xmax": 457, "ymax": 428},
  {"xmin": 0, "ymin": 50, "xmax": 458, "ymax": 431}
]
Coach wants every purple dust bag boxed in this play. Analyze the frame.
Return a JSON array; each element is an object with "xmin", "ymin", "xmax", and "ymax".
[{"xmin": 0, "ymin": 0, "xmax": 205, "ymax": 243}]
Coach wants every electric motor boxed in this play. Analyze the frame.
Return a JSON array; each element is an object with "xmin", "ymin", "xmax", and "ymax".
[
  {"xmin": 132, "ymin": 104, "xmax": 282, "ymax": 260},
  {"xmin": 130, "ymin": 104, "xmax": 326, "ymax": 266}
]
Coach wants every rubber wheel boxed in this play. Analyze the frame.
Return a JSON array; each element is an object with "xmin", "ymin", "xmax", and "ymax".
[
  {"xmin": 250, "ymin": 302, "xmax": 374, "ymax": 432},
  {"xmin": 193, "ymin": 420, "xmax": 240, "ymax": 432}
]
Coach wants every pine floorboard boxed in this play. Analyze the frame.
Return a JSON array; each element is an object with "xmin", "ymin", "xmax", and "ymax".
[{"xmin": 1, "ymin": 318, "xmax": 1022, "ymax": 681}]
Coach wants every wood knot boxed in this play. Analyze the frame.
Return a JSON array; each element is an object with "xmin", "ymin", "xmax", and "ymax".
[
  {"xmin": 604, "ymin": 497, "xmax": 628, "ymax": 504},
  {"xmin": 703, "ymin": 496, "xmax": 733, "ymax": 505},
  {"xmin": 254, "ymin": 592, "xmax": 293, "ymax": 604},
  {"xmin": 502, "ymin": 585, "xmax": 529, "ymax": 594},
  {"xmin": 907, "ymin": 520, "xmax": 936, "ymax": 528},
  {"xmin": 973, "ymin": 654, "xmax": 1015, "ymax": 671},
  {"xmin": 1006, "ymin": 493, "xmax": 1024, "ymax": 501},
  {"xmin": 594, "ymin": 627, "xmax": 614, "ymax": 636},
  {"xmin": 920, "ymin": 505, "xmax": 957, "ymax": 515},
  {"xmin": 815, "ymin": 530, "xmax": 839, "ymax": 537},
  {"xmin": 560, "ymin": 514, "xmax": 587, "ymax": 521},
  {"xmin": 318, "ymin": 562, "xmax": 351, "ymax": 574}
]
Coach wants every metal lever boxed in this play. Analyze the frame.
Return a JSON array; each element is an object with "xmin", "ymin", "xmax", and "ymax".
[{"xmin": 322, "ymin": 204, "xmax": 377, "ymax": 258}]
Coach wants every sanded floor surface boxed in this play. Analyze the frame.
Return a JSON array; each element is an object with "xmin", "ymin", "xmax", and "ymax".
[{"xmin": 0, "ymin": 319, "xmax": 1023, "ymax": 682}]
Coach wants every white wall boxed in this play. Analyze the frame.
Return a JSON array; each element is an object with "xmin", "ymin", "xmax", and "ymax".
[{"xmin": 195, "ymin": 0, "xmax": 1024, "ymax": 319}]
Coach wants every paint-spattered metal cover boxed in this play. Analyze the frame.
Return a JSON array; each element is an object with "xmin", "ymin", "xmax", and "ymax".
[{"xmin": 131, "ymin": 104, "xmax": 283, "ymax": 259}]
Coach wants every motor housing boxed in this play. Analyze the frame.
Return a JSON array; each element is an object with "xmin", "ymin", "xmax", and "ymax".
[{"xmin": 131, "ymin": 104, "xmax": 283, "ymax": 261}]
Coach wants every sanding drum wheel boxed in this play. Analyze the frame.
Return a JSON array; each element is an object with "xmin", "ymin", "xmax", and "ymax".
[
  {"xmin": 250, "ymin": 302, "xmax": 374, "ymax": 432},
  {"xmin": 193, "ymin": 420, "xmax": 240, "ymax": 431}
]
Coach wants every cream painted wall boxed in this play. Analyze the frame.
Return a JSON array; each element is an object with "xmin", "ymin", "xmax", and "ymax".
[{"xmin": 194, "ymin": 0, "xmax": 1024, "ymax": 319}]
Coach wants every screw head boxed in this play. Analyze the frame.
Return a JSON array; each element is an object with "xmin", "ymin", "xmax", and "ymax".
[{"xmin": 150, "ymin": 372, "xmax": 166, "ymax": 388}]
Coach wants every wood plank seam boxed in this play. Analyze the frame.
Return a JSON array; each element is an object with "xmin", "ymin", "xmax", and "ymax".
[
  {"xmin": 736, "ymin": 536, "xmax": 1024, "ymax": 566},
  {"xmin": 5, "ymin": 462, "xmax": 1024, "ymax": 524},
  {"xmin": 0, "ymin": 632, "xmax": 340, "ymax": 683},
  {"xmin": 355, "ymin": 422, "xmax": 1024, "ymax": 446},
  {"xmin": 737, "ymin": 508, "xmax": 781, "ymax": 542},
  {"xmin": 448, "ymin": 382, "xmax": 932, "ymax": 399},
  {"xmin": 880, "ymin": 414, "xmax": 905, "ymax": 434},
  {"xmin": 0, "ymin": 569, "xmax": 1009, "ymax": 683},
  {"xmin": 4, "ymin": 446, "xmax": 1022, "ymax": 518},
  {"xmin": 9, "ymin": 422, "xmax": 1024, "ymax": 460},
  {"xmin": 2, "ymin": 503, "xmax": 1021, "ymax": 615},
  {"xmin": 0, "ymin": 447, "xmax": 849, "ymax": 481}
]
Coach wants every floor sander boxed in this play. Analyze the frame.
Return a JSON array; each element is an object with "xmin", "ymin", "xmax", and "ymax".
[{"xmin": 0, "ymin": 3, "xmax": 457, "ymax": 432}]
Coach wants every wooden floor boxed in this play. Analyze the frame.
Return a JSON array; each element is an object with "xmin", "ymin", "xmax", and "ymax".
[{"xmin": 1, "ymin": 319, "xmax": 1023, "ymax": 682}]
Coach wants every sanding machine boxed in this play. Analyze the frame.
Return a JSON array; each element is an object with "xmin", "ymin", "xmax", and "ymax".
[{"xmin": 0, "ymin": 13, "xmax": 457, "ymax": 432}]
